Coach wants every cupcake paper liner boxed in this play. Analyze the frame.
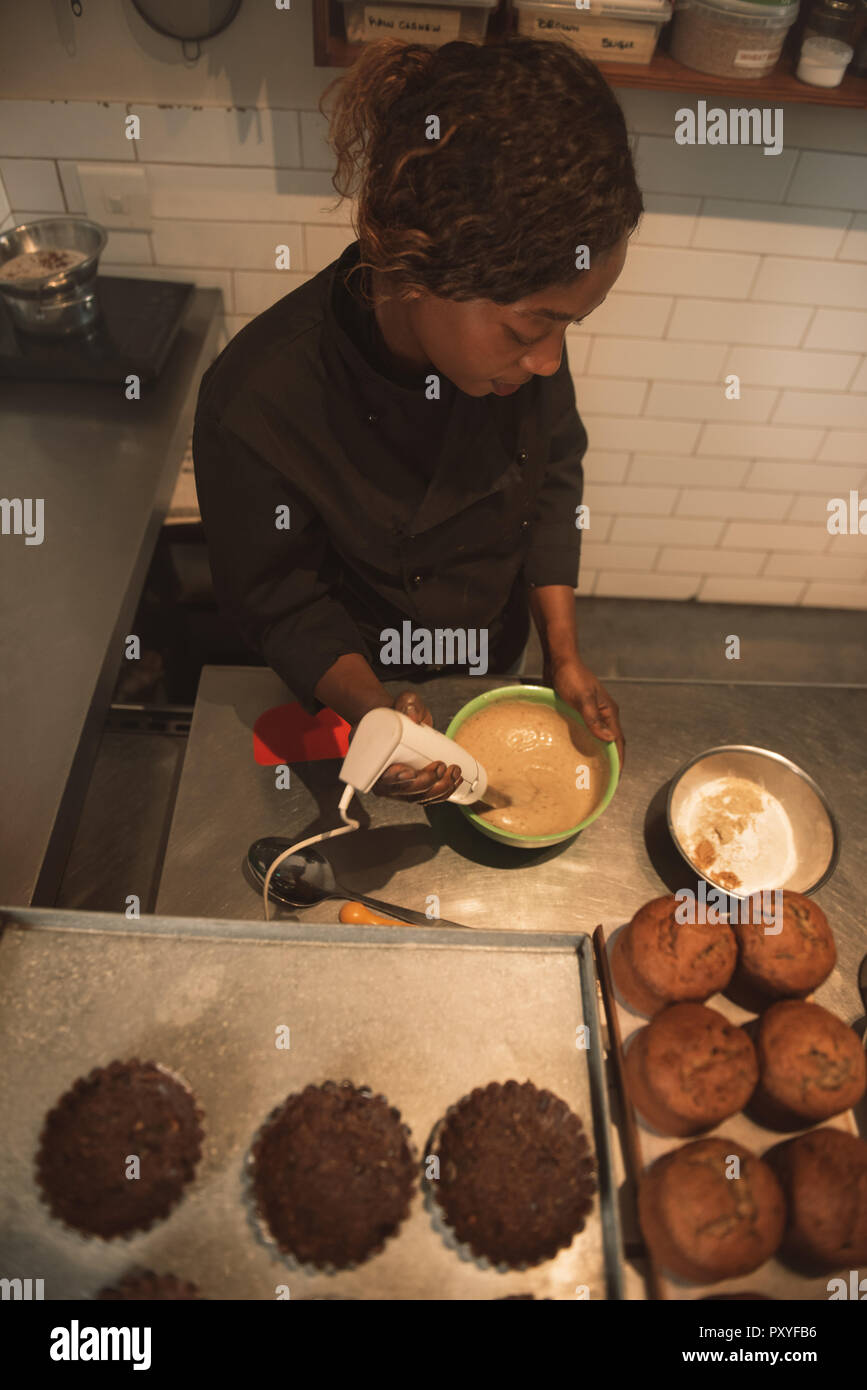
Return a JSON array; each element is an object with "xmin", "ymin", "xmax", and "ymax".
[
  {"xmin": 95, "ymin": 1269, "xmax": 203, "ymax": 1300},
  {"xmin": 34, "ymin": 1058, "xmax": 205, "ymax": 1245},
  {"xmin": 423, "ymin": 1082, "xmax": 598, "ymax": 1273},
  {"xmin": 243, "ymin": 1079, "xmax": 418, "ymax": 1277}
]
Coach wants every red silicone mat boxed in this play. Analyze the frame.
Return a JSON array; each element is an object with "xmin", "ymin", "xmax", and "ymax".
[{"xmin": 252, "ymin": 703, "xmax": 351, "ymax": 765}]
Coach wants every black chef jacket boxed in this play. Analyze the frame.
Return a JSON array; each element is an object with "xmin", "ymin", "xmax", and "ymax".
[{"xmin": 192, "ymin": 239, "xmax": 587, "ymax": 716}]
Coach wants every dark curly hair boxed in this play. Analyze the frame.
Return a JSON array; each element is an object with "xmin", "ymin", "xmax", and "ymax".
[{"xmin": 319, "ymin": 36, "xmax": 642, "ymax": 309}]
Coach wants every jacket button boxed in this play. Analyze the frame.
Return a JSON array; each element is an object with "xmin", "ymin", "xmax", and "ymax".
[
  {"xmin": 367, "ymin": 412, "xmax": 379, "ymax": 425},
  {"xmin": 410, "ymin": 572, "xmax": 424, "ymax": 587},
  {"xmin": 517, "ymin": 449, "xmax": 529, "ymax": 464},
  {"xmin": 520, "ymin": 519, "xmax": 530, "ymax": 532}
]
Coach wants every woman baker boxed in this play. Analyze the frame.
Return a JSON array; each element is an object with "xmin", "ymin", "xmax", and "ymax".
[{"xmin": 193, "ymin": 37, "xmax": 640, "ymax": 804}]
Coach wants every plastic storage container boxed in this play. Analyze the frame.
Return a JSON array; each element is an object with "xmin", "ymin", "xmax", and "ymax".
[
  {"xmin": 338, "ymin": 0, "xmax": 496, "ymax": 46},
  {"xmin": 797, "ymin": 33, "xmax": 854, "ymax": 81},
  {"xmin": 514, "ymin": 0, "xmax": 673, "ymax": 64},
  {"xmin": 669, "ymin": 0, "xmax": 799, "ymax": 77}
]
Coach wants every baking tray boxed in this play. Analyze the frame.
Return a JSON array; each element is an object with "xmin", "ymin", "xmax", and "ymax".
[
  {"xmin": 0, "ymin": 908, "xmax": 624, "ymax": 1301},
  {"xmin": 603, "ymin": 918, "xmax": 863, "ymax": 1302}
]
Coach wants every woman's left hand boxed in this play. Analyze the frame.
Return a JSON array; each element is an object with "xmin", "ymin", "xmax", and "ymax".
[{"xmin": 545, "ymin": 656, "xmax": 625, "ymax": 772}]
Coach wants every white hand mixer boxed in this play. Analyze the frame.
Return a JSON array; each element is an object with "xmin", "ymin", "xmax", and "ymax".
[
  {"xmin": 260, "ymin": 708, "xmax": 490, "ymax": 919},
  {"xmin": 337, "ymin": 707, "xmax": 488, "ymax": 806}
]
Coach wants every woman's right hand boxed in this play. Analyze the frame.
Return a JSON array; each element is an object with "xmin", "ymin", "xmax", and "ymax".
[{"xmin": 370, "ymin": 690, "xmax": 462, "ymax": 803}]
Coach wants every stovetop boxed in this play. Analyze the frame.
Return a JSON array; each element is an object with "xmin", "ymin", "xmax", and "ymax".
[{"xmin": 0, "ymin": 274, "xmax": 195, "ymax": 385}]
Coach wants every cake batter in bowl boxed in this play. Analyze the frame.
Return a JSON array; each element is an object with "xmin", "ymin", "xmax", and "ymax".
[{"xmin": 446, "ymin": 686, "xmax": 620, "ymax": 849}]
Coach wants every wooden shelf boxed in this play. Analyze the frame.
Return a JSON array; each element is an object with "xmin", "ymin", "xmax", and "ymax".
[
  {"xmin": 314, "ymin": 0, "xmax": 867, "ymax": 108},
  {"xmin": 590, "ymin": 50, "xmax": 867, "ymax": 106}
]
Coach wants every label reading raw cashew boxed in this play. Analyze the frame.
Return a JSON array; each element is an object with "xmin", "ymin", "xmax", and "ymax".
[{"xmin": 362, "ymin": 6, "xmax": 462, "ymax": 41}]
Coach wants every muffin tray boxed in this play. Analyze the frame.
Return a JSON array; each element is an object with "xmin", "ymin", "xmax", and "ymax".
[
  {"xmin": 604, "ymin": 921, "xmax": 864, "ymax": 1302},
  {"xmin": 0, "ymin": 908, "xmax": 624, "ymax": 1301}
]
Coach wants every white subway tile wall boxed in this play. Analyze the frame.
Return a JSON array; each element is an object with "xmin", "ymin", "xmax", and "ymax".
[
  {"xmin": 787, "ymin": 152, "xmax": 867, "ymax": 213},
  {"xmin": 0, "ymin": 94, "xmax": 865, "ymax": 606},
  {"xmin": 0, "ymin": 158, "xmax": 65, "ymax": 212},
  {"xmin": 841, "ymin": 215, "xmax": 867, "ymax": 262}
]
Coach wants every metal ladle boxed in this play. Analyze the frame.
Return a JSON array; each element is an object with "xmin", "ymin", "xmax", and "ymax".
[{"xmin": 247, "ymin": 837, "xmax": 472, "ymax": 929}]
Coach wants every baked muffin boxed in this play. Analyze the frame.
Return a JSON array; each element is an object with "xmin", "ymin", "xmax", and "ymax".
[
  {"xmin": 733, "ymin": 892, "xmax": 835, "ymax": 999},
  {"xmin": 764, "ymin": 1128, "xmax": 867, "ymax": 1271},
  {"xmin": 638, "ymin": 1138, "xmax": 785, "ymax": 1283},
  {"xmin": 625, "ymin": 1003, "xmax": 758, "ymax": 1136},
  {"xmin": 97, "ymin": 1272, "xmax": 202, "ymax": 1300},
  {"xmin": 249, "ymin": 1081, "xmax": 415, "ymax": 1270},
  {"xmin": 754, "ymin": 1000, "xmax": 866, "ymax": 1127},
  {"xmin": 429, "ymin": 1080, "xmax": 596, "ymax": 1267},
  {"xmin": 612, "ymin": 895, "xmax": 737, "ymax": 1017},
  {"xmin": 35, "ymin": 1060, "xmax": 203, "ymax": 1238}
]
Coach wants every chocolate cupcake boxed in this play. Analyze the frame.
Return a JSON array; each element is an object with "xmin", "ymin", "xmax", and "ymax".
[
  {"xmin": 753, "ymin": 1000, "xmax": 866, "ymax": 1128},
  {"xmin": 612, "ymin": 896, "xmax": 737, "ymax": 1017},
  {"xmin": 625, "ymin": 1003, "xmax": 758, "ymax": 1136},
  {"xmin": 638, "ymin": 1138, "xmax": 785, "ymax": 1284},
  {"xmin": 733, "ymin": 892, "xmax": 836, "ymax": 1000},
  {"xmin": 97, "ymin": 1272, "xmax": 202, "ymax": 1300},
  {"xmin": 764, "ymin": 1128, "xmax": 867, "ymax": 1271},
  {"xmin": 35, "ymin": 1060, "xmax": 203, "ymax": 1238},
  {"xmin": 428, "ymin": 1080, "xmax": 596, "ymax": 1268},
  {"xmin": 248, "ymin": 1081, "xmax": 415, "ymax": 1271}
]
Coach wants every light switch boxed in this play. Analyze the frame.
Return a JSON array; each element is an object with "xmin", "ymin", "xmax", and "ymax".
[{"xmin": 77, "ymin": 163, "xmax": 152, "ymax": 231}]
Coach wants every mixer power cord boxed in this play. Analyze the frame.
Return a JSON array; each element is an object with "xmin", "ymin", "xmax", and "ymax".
[{"xmin": 262, "ymin": 784, "xmax": 360, "ymax": 921}]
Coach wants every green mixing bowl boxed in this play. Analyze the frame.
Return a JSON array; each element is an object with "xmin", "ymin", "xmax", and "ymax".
[{"xmin": 445, "ymin": 685, "xmax": 620, "ymax": 850}]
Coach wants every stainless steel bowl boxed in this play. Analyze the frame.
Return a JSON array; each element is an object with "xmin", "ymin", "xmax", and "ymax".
[
  {"xmin": 666, "ymin": 744, "xmax": 839, "ymax": 898},
  {"xmin": 0, "ymin": 217, "xmax": 107, "ymax": 336}
]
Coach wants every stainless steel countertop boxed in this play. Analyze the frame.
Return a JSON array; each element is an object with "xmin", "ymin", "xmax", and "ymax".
[
  {"xmin": 156, "ymin": 666, "xmax": 866, "ymax": 1026},
  {"xmin": 0, "ymin": 290, "xmax": 223, "ymax": 906}
]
